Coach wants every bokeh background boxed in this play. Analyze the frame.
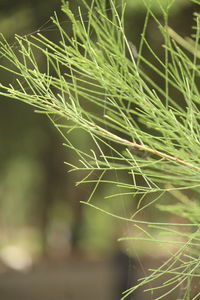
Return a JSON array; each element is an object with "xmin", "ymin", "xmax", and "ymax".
[{"xmin": 0, "ymin": 1, "xmax": 198, "ymax": 299}]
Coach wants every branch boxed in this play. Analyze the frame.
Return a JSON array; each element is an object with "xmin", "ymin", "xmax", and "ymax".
[{"xmin": 99, "ymin": 127, "xmax": 200, "ymax": 172}]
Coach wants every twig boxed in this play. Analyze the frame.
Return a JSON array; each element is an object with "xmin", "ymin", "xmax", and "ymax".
[{"xmin": 99, "ymin": 127, "xmax": 200, "ymax": 172}]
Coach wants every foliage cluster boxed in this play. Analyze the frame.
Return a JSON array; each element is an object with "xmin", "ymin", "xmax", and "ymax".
[{"xmin": 0, "ymin": 0, "xmax": 200, "ymax": 298}]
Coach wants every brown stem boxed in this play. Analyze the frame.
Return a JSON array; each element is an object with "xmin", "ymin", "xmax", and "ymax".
[{"xmin": 100, "ymin": 127, "xmax": 200, "ymax": 172}]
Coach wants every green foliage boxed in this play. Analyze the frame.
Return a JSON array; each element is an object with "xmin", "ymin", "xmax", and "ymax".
[
  {"xmin": 126, "ymin": 0, "xmax": 189, "ymax": 14},
  {"xmin": 0, "ymin": 0, "xmax": 200, "ymax": 298}
]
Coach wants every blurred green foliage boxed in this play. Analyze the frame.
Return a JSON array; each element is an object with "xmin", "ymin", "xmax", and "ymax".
[{"xmin": 126, "ymin": 0, "xmax": 189, "ymax": 13}]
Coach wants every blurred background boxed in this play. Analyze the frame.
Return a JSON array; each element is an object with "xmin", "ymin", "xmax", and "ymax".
[{"xmin": 0, "ymin": 0, "xmax": 198, "ymax": 299}]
